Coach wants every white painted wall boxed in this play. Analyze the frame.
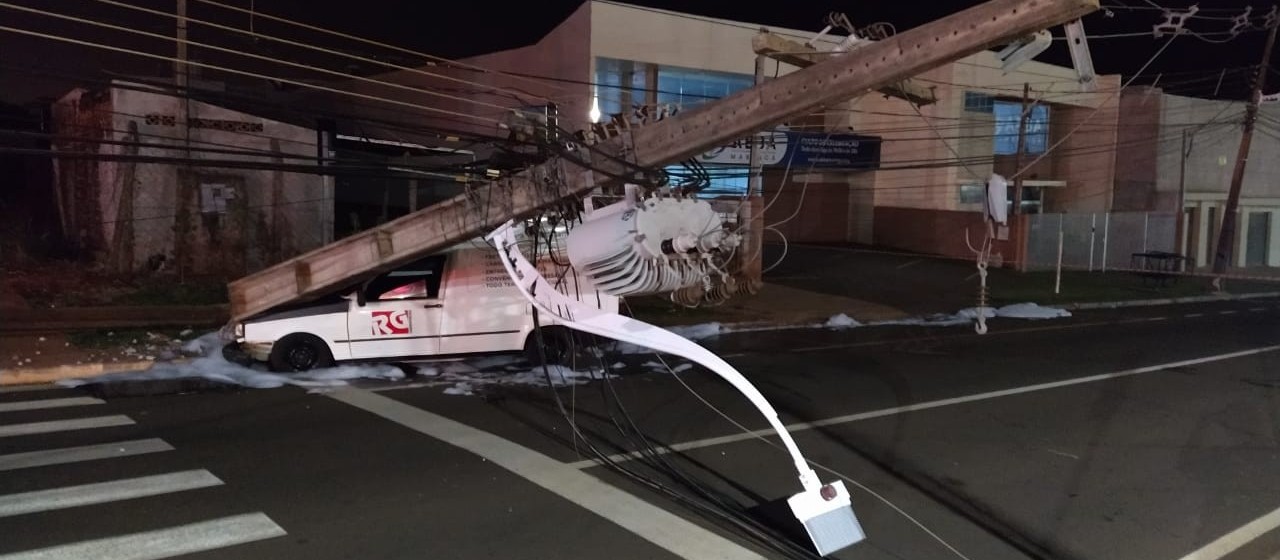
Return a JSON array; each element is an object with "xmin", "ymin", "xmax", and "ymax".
[{"xmin": 106, "ymin": 83, "xmax": 332, "ymax": 272}]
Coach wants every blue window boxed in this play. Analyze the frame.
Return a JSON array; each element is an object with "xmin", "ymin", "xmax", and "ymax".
[
  {"xmin": 594, "ymin": 57, "xmax": 752, "ymax": 117},
  {"xmin": 655, "ymin": 66, "xmax": 753, "ymax": 109},
  {"xmin": 593, "ymin": 58, "xmax": 649, "ymax": 117},
  {"xmin": 993, "ymin": 101, "xmax": 1048, "ymax": 155},
  {"xmin": 963, "ymin": 91, "xmax": 994, "ymax": 113},
  {"xmin": 664, "ymin": 164, "xmax": 749, "ymax": 197}
]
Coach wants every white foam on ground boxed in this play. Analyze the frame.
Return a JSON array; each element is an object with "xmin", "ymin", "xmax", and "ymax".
[
  {"xmin": 57, "ymin": 336, "xmax": 404, "ymax": 390},
  {"xmin": 995, "ymin": 302, "xmax": 1073, "ymax": 319},
  {"xmin": 825, "ymin": 314, "xmax": 862, "ymax": 328}
]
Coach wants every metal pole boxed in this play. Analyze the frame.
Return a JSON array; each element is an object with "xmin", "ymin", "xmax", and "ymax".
[
  {"xmin": 1142, "ymin": 212, "xmax": 1149, "ymax": 253},
  {"xmin": 1011, "ymin": 82, "xmax": 1031, "ymax": 215},
  {"xmin": 1101, "ymin": 212, "xmax": 1109, "ymax": 272},
  {"xmin": 1088, "ymin": 213, "xmax": 1096, "ymax": 272},
  {"xmin": 1212, "ymin": 21, "xmax": 1278, "ymax": 282},
  {"xmin": 1056, "ymin": 214, "xmax": 1064, "ymax": 294}
]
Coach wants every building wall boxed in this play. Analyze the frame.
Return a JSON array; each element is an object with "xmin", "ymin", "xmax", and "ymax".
[
  {"xmin": 1112, "ymin": 86, "xmax": 1165, "ymax": 211},
  {"xmin": 1150, "ymin": 95, "xmax": 1280, "ymax": 268},
  {"xmin": 873, "ymin": 206, "xmax": 1025, "ymax": 265},
  {"xmin": 588, "ymin": 0, "xmax": 821, "ymax": 78},
  {"xmin": 53, "ymin": 83, "xmax": 332, "ymax": 276},
  {"xmin": 1049, "ymin": 74, "xmax": 1122, "ymax": 214}
]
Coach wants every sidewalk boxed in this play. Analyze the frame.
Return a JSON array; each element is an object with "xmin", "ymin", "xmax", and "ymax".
[{"xmin": 763, "ymin": 243, "xmax": 1280, "ymax": 315}]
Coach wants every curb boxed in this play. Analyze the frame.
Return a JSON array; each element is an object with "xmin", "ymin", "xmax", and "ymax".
[
  {"xmin": 0, "ymin": 360, "xmax": 156, "ymax": 387},
  {"xmin": 1062, "ymin": 291, "xmax": 1280, "ymax": 311}
]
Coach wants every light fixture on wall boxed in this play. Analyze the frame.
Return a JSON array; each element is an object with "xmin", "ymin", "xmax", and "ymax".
[{"xmin": 589, "ymin": 93, "xmax": 602, "ymax": 123}]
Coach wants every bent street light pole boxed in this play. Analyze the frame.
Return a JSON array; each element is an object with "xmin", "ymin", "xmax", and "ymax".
[{"xmin": 228, "ymin": 0, "xmax": 1101, "ymax": 320}]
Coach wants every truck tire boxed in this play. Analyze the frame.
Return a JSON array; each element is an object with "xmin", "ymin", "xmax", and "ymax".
[
  {"xmin": 268, "ymin": 333, "xmax": 335, "ymax": 372},
  {"xmin": 524, "ymin": 326, "xmax": 576, "ymax": 366}
]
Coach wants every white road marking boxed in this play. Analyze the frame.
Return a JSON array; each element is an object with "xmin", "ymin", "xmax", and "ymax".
[
  {"xmin": 570, "ymin": 344, "xmax": 1280, "ymax": 468},
  {"xmin": 0, "ymin": 415, "xmax": 134, "ymax": 438},
  {"xmin": 0, "ymin": 439, "xmax": 173, "ymax": 472},
  {"xmin": 1185, "ymin": 313, "xmax": 1204, "ymax": 318},
  {"xmin": 1250, "ymin": 307, "xmax": 1267, "ymax": 312},
  {"xmin": 328, "ymin": 388, "xmax": 765, "ymax": 560},
  {"xmin": 0, "ymin": 470, "xmax": 223, "ymax": 518},
  {"xmin": 1176, "ymin": 505, "xmax": 1280, "ymax": 560},
  {"xmin": 1219, "ymin": 310, "xmax": 1237, "ymax": 315},
  {"xmin": 0, "ymin": 397, "xmax": 103, "ymax": 413},
  {"xmin": 0, "ymin": 512, "xmax": 286, "ymax": 560}
]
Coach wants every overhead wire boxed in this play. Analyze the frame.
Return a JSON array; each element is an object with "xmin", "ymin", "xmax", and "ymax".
[
  {"xmin": 0, "ymin": 3, "xmax": 531, "ymax": 121},
  {"xmin": 190, "ymin": 0, "xmax": 575, "ymax": 97},
  {"xmin": 86, "ymin": 0, "xmax": 554, "ymax": 108},
  {"xmin": 1012, "ymin": 33, "xmax": 1179, "ymax": 180},
  {"xmin": 0, "ymin": 23, "xmax": 507, "ymax": 126}
]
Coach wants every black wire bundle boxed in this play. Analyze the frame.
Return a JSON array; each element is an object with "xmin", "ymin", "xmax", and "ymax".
[{"xmin": 521, "ymin": 215, "xmax": 822, "ymax": 560}]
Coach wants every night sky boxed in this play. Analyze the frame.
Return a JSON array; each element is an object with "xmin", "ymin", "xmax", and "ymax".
[{"xmin": 0, "ymin": 0, "xmax": 1275, "ymax": 106}]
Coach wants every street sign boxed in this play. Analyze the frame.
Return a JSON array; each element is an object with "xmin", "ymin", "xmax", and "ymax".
[{"xmin": 695, "ymin": 129, "xmax": 881, "ymax": 170}]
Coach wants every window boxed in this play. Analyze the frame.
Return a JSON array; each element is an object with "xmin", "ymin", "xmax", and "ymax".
[
  {"xmin": 593, "ymin": 58, "xmax": 752, "ymax": 117},
  {"xmin": 958, "ymin": 183, "xmax": 985, "ymax": 204},
  {"xmin": 655, "ymin": 65, "xmax": 752, "ymax": 110},
  {"xmin": 963, "ymin": 91, "xmax": 994, "ymax": 113},
  {"xmin": 364, "ymin": 256, "xmax": 446, "ymax": 301},
  {"xmin": 378, "ymin": 279, "xmax": 429, "ymax": 300},
  {"xmin": 665, "ymin": 164, "xmax": 749, "ymax": 197},
  {"xmin": 993, "ymin": 102, "xmax": 1049, "ymax": 155},
  {"xmin": 593, "ymin": 58, "xmax": 650, "ymax": 117}
]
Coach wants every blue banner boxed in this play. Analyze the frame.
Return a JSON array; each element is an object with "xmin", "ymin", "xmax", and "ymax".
[
  {"xmin": 695, "ymin": 130, "xmax": 881, "ymax": 170},
  {"xmin": 782, "ymin": 133, "xmax": 881, "ymax": 169}
]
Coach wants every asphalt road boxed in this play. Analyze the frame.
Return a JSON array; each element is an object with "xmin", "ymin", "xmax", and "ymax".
[{"xmin": 2, "ymin": 298, "xmax": 1279, "ymax": 560}]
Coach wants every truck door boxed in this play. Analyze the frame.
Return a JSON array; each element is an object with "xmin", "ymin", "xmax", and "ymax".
[{"xmin": 347, "ymin": 256, "xmax": 446, "ymax": 359}]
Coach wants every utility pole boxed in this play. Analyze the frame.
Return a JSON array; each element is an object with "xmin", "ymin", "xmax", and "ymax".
[
  {"xmin": 1010, "ymin": 82, "xmax": 1031, "ymax": 215},
  {"xmin": 1211, "ymin": 20, "xmax": 1278, "ymax": 283},
  {"xmin": 228, "ymin": 0, "xmax": 1101, "ymax": 320},
  {"xmin": 741, "ymin": 54, "xmax": 766, "ymax": 293}
]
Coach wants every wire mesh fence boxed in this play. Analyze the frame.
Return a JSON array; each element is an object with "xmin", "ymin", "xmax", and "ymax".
[{"xmin": 1025, "ymin": 212, "xmax": 1179, "ymax": 272}]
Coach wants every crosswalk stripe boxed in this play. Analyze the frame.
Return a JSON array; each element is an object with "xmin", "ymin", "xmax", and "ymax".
[
  {"xmin": 0, "ymin": 512, "xmax": 287, "ymax": 560},
  {"xmin": 0, "ymin": 470, "xmax": 223, "ymax": 518},
  {"xmin": 0, "ymin": 439, "xmax": 174, "ymax": 472},
  {"xmin": 0, "ymin": 397, "xmax": 104, "ymax": 413},
  {"xmin": 0, "ymin": 415, "xmax": 134, "ymax": 438}
]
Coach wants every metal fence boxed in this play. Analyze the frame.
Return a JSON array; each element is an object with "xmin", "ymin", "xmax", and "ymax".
[{"xmin": 1024, "ymin": 212, "xmax": 1178, "ymax": 272}]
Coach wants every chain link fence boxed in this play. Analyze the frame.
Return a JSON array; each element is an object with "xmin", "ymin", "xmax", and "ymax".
[{"xmin": 1025, "ymin": 212, "xmax": 1178, "ymax": 272}]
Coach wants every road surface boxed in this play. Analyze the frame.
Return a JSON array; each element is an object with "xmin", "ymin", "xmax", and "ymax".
[{"xmin": 2, "ymin": 298, "xmax": 1279, "ymax": 560}]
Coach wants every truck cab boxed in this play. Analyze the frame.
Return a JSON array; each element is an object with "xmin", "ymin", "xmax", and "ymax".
[{"xmin": 229, "ymin": 242, "xmax": 618, "ymax": 372}]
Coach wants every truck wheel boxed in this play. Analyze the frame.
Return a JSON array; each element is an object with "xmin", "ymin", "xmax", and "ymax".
[
  {"xmin": 269, "ymin": 333, "xmax": 334, "ymax": 373},
  {"xmin": 524, "ymin": 327, "xmax": 575, "ymax": 366}
]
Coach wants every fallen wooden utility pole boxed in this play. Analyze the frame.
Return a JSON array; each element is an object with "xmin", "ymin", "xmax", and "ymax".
[
  {"xmin": 750, "ymin": 31, "xmax": 937, "ymax": 105},
  {"xmin": 228, "ymin": 0, "xmax": 1100, "ymax": 320}
]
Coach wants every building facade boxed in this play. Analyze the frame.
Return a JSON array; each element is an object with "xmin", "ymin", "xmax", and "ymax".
[
  {"xmin": 329, "ymin": 1, "xmax": 1125, "ymax": 262},
  {"xmin": 52, "ymin": 81, "xmax": 334, "ymax": 276},
  {"xmin": 1115, "ymin": 89, "xmax": 1280, "ymax": 269}
]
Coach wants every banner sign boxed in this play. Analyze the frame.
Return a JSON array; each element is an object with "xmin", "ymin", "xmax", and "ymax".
[{"xmin": 695, "ymin": 129, "xmax": 881, "ymax": 170}]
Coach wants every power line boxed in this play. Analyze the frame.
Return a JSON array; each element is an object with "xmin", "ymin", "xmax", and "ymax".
[
  {"xmin": 0, "ymin": 23, "xmax": 507, "ymax": 126},
  {"xmin": 87, "ymin": 0, "xmax": 556, "ymax": 107},
  {"xmin": 0, "ymin": 3, "xmax": 527, "ymax": 122},
  {"xmin": 190, "ymin": 0, "xmax": 575, "ymax": 97}
]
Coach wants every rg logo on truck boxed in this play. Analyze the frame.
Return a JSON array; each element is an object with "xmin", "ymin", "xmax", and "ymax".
[{"xmin": 372, "ymin": 310, "xmax": 411, "ymax": 335}]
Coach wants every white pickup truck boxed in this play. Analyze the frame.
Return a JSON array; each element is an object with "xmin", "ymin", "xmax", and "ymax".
[{"xmin": 227, "ymin": 242, "xmax": 618, "ymax": 372}]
